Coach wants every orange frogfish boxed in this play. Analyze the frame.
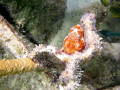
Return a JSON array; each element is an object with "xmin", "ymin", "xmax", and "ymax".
[{"xmin": 62, "ymin": 24, "xmax": 85, "ymax": 54}]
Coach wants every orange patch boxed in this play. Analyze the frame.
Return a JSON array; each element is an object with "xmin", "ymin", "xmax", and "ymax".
[{"xmin": 62, "ymin": 24, "xmax": 85, "ymax": 54}]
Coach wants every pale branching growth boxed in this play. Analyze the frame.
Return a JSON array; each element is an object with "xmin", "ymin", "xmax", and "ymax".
[
  {"xmin": 0, "ymin": 12, "xmax": 102, "ymax": 90},
  {"xmin": 27, "ymin": 12, "xmax": 102, "ymax": 90},
  {"xmin": 0, "ymin": 15, "xmax": 29, "ymax": 58},
  {"xmin": 28, "ymin": 45, "xmax": 66, "ymax": 78},
  {"xmin": 59, "ymin": 12, "xmax": 102, "ymax": 89}
]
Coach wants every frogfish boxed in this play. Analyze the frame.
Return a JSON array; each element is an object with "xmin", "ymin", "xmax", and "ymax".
[{"xmin": 61, "ymin": 24, "xmax": 85, "ymax": 54}]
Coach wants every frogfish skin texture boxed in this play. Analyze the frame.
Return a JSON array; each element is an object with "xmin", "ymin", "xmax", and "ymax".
[{"xmin": 62, "ymin": 24, "xmax": 85, "ymax": 54}]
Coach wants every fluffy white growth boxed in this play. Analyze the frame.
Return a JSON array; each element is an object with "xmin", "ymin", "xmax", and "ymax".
[
  {"xmin": 58, "ymin": 12, "xmax": 102, "ymax": 89},
  {"xmin": 28, "ymin": 12, "xmax": 102, "ymax": 90}
]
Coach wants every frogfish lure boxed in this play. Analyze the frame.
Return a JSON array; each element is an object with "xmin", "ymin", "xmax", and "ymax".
[{"xmin": 61, "ymin": 24, "xmax": 85, "ymax": 54}]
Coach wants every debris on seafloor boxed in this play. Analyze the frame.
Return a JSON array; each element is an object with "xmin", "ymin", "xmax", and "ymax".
[{"xmin": 0, "ymin": 12, "xmax": 102, "ymax": 90}]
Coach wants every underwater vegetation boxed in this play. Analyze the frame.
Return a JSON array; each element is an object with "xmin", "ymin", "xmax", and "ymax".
[
  {"xmin": 98, "ymin": 0, "xmax": 120, "ymax": 42},
  {"xmin": 0, "ymin": 11, "xmax": 102, "ymax": 90},
  {"xmin": 101, "ymin": 0, "xmax": 109, "ymax": 6},
  {"xmin": 101, "ymin": 0, "xmax": 120, "ymax": 17},
  {"xmin": 0, "ymin": 0, "xmax": 66, "ymax": 45},
  {"xmin": 1, "ymin": 0, "xmax": 120, "ymax": 90}
]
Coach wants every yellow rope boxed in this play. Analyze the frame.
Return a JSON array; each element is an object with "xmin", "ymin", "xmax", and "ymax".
[{"xmin": 0, "ymin": 58, "xmax": 39, "ymax": 76}]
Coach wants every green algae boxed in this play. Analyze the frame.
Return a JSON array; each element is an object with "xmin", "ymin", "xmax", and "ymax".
[{"xmin": 0, "ymin": 0, "xmax": 66, "ymax": 45}]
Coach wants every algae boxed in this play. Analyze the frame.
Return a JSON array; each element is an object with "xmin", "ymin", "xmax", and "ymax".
[{"xmin": 0, "ymin": 0, "xmax": 120, "ymax": 90}]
